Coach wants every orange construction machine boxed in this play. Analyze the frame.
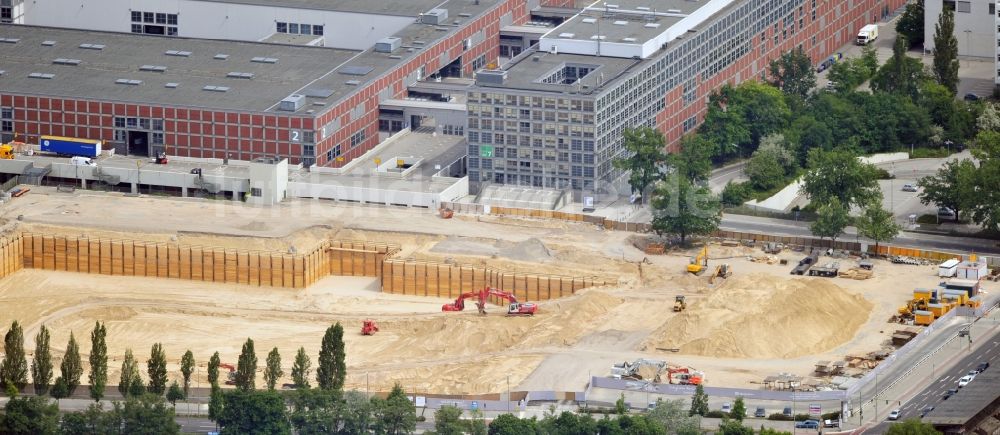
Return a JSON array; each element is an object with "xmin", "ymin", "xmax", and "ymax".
[
  {"xmin": 361, "ymin": 319, "xmax": 379, "ymax": 335},
  {"xmin": 441, "ymin": 287, "xmax": 538, "ymax": 316},
  {"xmin": 219, "ymin": 363, "xmax": 237, "ymax": 385},
  {"xmin": 667, "ymin": 367, "xmax": 704, "ymax": 385}
]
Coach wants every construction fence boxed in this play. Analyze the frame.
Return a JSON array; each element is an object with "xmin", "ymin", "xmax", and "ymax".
[
  {"xmin": 380, "ymin": 258, "xmax": 613, "ymax": 301},
  {"xmin": 442, "ymin": 202, "xmax": 999, "ymax": 267}
]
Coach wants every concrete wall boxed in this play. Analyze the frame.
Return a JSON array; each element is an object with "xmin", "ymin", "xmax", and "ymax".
[
  {"xmin": 248, "ymin": 158, "xmax": 288, "ymax": 206},
  {"xmin": 286, "ymin": 180, "xmax": 463, "ymax": 208},
  {"xmin": 924, "ymin": 0, "xmax": 996, "ymax": 58},
  {"xmin": 21, "ymin": 0, "xmax": 413, "ymax": 50}
]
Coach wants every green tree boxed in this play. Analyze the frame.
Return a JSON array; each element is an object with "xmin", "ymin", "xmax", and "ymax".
[
  {"xmin": 235, "ymin": 338, "xmax": 257, "ymax": 392},
  {"xmin": 918, "ymin": 159, "xmax": 977, "ymax": 222},
  {"xmin": 88, "ymin": 322, "xmax": 107, "ymax": 402},
  {"xmin": 745, "ymin": 135, "xmax": 796, "ymax": 190},
  {"xmin": 0, "ymin": 394, "xmax": 60, "ymax": 434},
  {"xmin": 896, "ymin": 1, "xmax": 925, "ymax": 48},
  {"xmin": 920, "ymin": 82, "xmax": 974, "ymax": 141},
  {"xmin": 208, "ymin": 351, "xmax": 221, "ymax": 388},
  {"xmin": 50, "ymin": 377, "xmax": 68, "ymax": 403},
  {"xmin": 810, "ymin": 198, "xmax": 852, "ymax": 243},
  {"xmin": 673, "ymin": 134, "xmax": 714, "ymax": 182},
  {"xmin": 488, "ymin": 413, "xmax": 539, "ymax": 435},
  {"xmin": 264, "ymin": 347, "xmax": 283, "ymax": 390},
  {"xmin": 978, "ymin": 103, "xmax": 1000, "ymax": 131},
  {"xmin": 166, "ymin": 381, "xmax": 185, "ymax": 407},
  {"xmin": 721, "ymin": 181, "xmax": 752, "ymax": 207},
  {"xmin": 0, "ymin": 321, "xmax": 28, "ymax": 391},
  {"xmin": 801, "ymin": 149, "xmax": 881, "ymax": 209},
  {"xmin": 341, "ymin": 390, "xmax": 374, "ymax": 434},
  {"xmin": 113, "ymin": 393, "xmax": 181, "ymax": 434},
  {"xmin": 648, "ymin": 398, "xmax": 701, "ymax": 434},
  {"xmin": 118, "ymin": 348, "xmax": 141, "ymax": 398},
  {"xmin": 61, "ymin": 333, "xmax": 83, "ymax": 396},
  {"xmin": 886, "ymin": 418, "xmax": 943, "ymax": 435},
  {"xmin": 717, "ymin": 419, "xmax": 754, "ymax": 435},
  {"xmin": 219, "ymin": 390, "xmax": 293, "ymax": 435},
  {"xmin": 287, "ymin": 387, "xmax": 342, "ymax": 434},
  {"xmin": 769, "ymin": 47, "xmax": 817, "ymax": 98},
  {"xmin": 147, "ymin": 342, "xmax": 168, "ymax": 395},
  {"xmin": 291, "ymin": 347, "xmax": 311, "ymax": 389},
  {"xmin": 59, "ymin": 403, "xmax": 118, "ymax": 434},
  {"xmin": 375, "ymin": 383, "xmax": 416, "ymax": 435},
  {"xmin": 615, "ymin": 393, "xmax": 628, "ymax": 415},
  {"xmin": 613, "ymin": 126, "xmax": 669, "ymax": 199},
  {"xmin": 872, "ymin": 36, "xmax": 927, "ymax": 99},
  {"xmin": 785, "ymin": 116, "xmax": 833, "ymax": 165},
  {"xmin": 860, "ymin": 44, "xmax": 880, "ymax": 77},
  {"xmin": 180, "ymin": 350, "xmax": 194, "ymax": 397},
  {"xmin": 856, "ymin": 205, "xmax": 902, "ymax": 252},
  {"xmin": 689, "ymin": 384, "xmax": 709, "ymax": 416},
  {"xmin": 701, "ymin": 88, "xmax": 752, "ymax": 159},
  {"xmin": 128, "ymin": 376, "xmax": 146, "ymax": 398},
  {"xmin": 317, "ymin": 322, "xmax": 346, "ymax": 391},
  {"xmin": 650, "ymin": 175, "xmax": 722, "ymax": 245},
  {"xmin": 30, "ymin": 324, "xmax": 53, "ymax": 396},
  {"xmin": 932, "ymin": 9, "xmax": 959, "ymax": 94},
  {"xmin": 731, "ymin": 397, "xmax": 747, "ymax": 422},
  {"xmin": 540, "ymin": 411, "xmax": 599, "ymax": 435},
  {"xmin": 434, "ymin": 405, "xmax": 466, "ymax": 435},
  {"xmin": 208, "ymin": 385, "xmax": 224, "ymax": 423}
]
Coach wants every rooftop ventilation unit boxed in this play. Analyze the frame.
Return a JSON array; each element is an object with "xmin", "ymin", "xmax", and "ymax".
[
  {"xmin": 115, "ymin": 79, "xmax": 143, "ymax": 85},
  {"xmin": 339, "ymin": 65, "xmax": 374, "ymax": 76},
  {"xmin": 666, "ymin": 8, "xmax": 682, "ymax": 13},
  {"xmin": 28, "ymin": 73, "xmax": 55, "ymax": 79},
  {"xmin": 226, "ymin": 72, "xmax": 254, "ymax": 79},
  {"xmin": 53, "ymin": 58, "xmax": 81, "ymax": 66},
  {"xmin": 79, "ymin": 43, "xmax": 105, "ymax": 50},
  {"xmin": 475, "ymin": 69, "xmax": 507, "ymax": 85},
  {"xmin": 164, "ymin": 50, "xmax": 192, "ymax": 57},
  {"xmin": 605, "ymin": 3, "xmax": 620, "ymax": 8},
  {"xmin": 388, "ymin": 55, "xmax": 402, "ymax": 59},
  {"xmin": 374, "ymin": 37, "xmax": 401, "ymax": 53},
  {"xmin": 165, "ymin": 83, "xmax": 179, "ymax": 88},
  {"xmin": 203, "ymin": 85, "xmax": 230, "ymax": 92},
  {"xmin": 613, "ymin": 20, "xmax": 628, "ymax": 25},
  {"xmin": 139, "ymin": 65, "xmax": 167, "ymax": 72},
  {"xmin": 41, "ymin": 40, "xmax": 56, "ymax": 46},
  {"xmin": 345, "ymin": 80, "xmax": 361, "ymax": 86},
  {"xmin": 644, "ymin": 23, "xmax": 660, "ymax": 28},
  {"xmin": 419, "ymin": 8, "xmax": 448, "ymax": 25},
  {"xmin": 622, "ymin": 37, "xmax": 637, "ymax": 42},
  {"xmin": 279, "ymin": 94, "xmax": 305, "ymax": 111},
  {"xmin": 581, "ymin": 18, "xmax": 597, "ymax": 23},
  {"xmin": 0, "ymin": 70, "xmax": 5, "ymax": 76},
  {"xmin": 558, "ymin": 33, "xmax": 575, "ymax": 38},
  {"xmin": 590, "ymin": 35, "xmax": 606, "ymax": 40},
  {"xmin": 251, "ymin": 57, "xmax": 278, "ymax": 64},
  {"xmin": 0, "ymin": 38, "xmax": 20, "ymax": 44},
  {"xmin": 214, "ymin": 54, "xmax": 229, "ymax": 60},
  {"xmin": 636, "ymin": 6, "xmax": 651, "ymax": 10}
]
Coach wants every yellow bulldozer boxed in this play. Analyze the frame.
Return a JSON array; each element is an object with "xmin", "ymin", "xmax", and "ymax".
[
  {"xmin": 687, "ymin": 246, "xmax": 708, "ymax": 274},
  {"xmin": 0, "ymin": 144, "xmax": 15, "ymax": 160},
  {"xmin": 673, "ymin": 295, "xmax": 686, "ymax": 312}
]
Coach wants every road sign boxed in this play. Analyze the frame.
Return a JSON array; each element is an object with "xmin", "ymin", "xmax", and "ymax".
[
  {"xmin": 480, "ymin": 145, "xmax": 494, "ymax": 158},
  {"xmin": 809, "ymin": 404, "xmax": 822, "ymax": 416}
]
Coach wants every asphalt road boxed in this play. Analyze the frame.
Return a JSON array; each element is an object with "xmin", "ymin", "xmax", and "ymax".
[{"xmin": 864, "ymin": 326, "xmax": 1000, "ymax": 434}]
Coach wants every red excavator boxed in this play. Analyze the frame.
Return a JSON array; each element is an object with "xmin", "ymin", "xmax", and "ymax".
[
  {"xmin": 667, "ymin": 367, "xmax": 704, "ymax": 385},
  {"xmin": 441, "ymin": 287, "xmax": 537, "ymax": 316},
  {"xmin": 219, "ymin": 363, "xmax": 237, "ymax": 385},
  {"xmin": 361, "ymin": 319, "xmax": 379, "ymax": 335}
]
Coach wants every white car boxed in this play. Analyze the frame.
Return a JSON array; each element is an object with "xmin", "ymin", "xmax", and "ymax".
[
  {"xmin": 958, "ymin": 374, "xmax": 975, "ymax": 387},
  {"xmin": 888, "ymin": 409, "xmax": 901, "ymax": 420}
]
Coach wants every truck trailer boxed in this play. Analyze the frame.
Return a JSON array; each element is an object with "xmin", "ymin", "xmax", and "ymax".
[
  {"xmin": 39, "ymin": 135, "xmax": 102, "ymax": 158},
  {"xmin": 856, "ymin": 24, "xmax": 878, "ymax": 45}
]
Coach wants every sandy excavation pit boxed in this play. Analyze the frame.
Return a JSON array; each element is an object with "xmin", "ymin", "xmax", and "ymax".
[{"xmin": 0, "ymin": 200, "xmax": 966, "ymax": 394}]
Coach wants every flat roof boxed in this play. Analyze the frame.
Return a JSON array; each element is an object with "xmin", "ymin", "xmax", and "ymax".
[
  {"xmin": 0, "ymin": 0, "xmax": 502, "ymax": 115},
  {"xmin": 189, "ymin": 0, "xmax": 454, "ymax": 16},
  {"xmin": 550, "ymin": 1, "xmax": 688, "ymax": 45},
  {"xmin": 475, "ymin": 49, "xmax": 641, "ymax": 95},
  {"xmin": 925, "ymin": 369, "xmax": 1000, "ymax": 425}
]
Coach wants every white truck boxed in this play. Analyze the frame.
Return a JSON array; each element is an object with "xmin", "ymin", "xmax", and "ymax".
[{"xmin": 857, "ymin": 24, "xmax": 878, "ymax": 45}]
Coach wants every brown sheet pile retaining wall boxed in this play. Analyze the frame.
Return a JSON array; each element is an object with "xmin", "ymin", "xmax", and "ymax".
[
  {"xmin": 0, "ymin": 234, "xmax": 23, "ymax": 279},
  {"xmin": 380, "ymin": 258, "xmax": 613, "ymax": 301}
]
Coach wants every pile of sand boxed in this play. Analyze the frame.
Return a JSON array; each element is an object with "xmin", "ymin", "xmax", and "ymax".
[
  {"xmin": 498, "ymin": 238, "xmax": 552, "ymax": 263},
  {"xmin": 429, "ymin": 236, "xmax": 553, "ymax": 263},
  {"xmin": 642, "ymin": 274, "xmax": 872, "ymax": 359}
]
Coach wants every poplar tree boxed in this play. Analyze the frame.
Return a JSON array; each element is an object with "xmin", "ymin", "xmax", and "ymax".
[
  {"xmin": 291, "ymin": 347, "xmax": 311, "ymax": 389},
  {"xmin": 264, "ymin": 347, "xmax": 283, "ymax": 390},
  {"xmin": 61, "ymin": 332, "xmax": 83, "ymax": 395},
  {"xmin": 180, "ymin": 350, "xmax": 195, "ymax": 396},
  {"xmin": 235, "ymin": 338, "xmax": 257, "ymax": 391},
  {"xmin": 118, "ymin": 348, "xmax": 140, "ymax": 397},
  {"xmin": 31, "ymin": 325, "xmax": 53, "ymax": 395},
  {"xmin": 208, "ymin": 351, "xmax": 221, "ymax": 388},
  {"xmin": 147, "ymin": 343, "xmax": 168, "ymax": 395},
  {"xmin": 0, "ymin": 321, "xmax": 28, "ymax": 391},
  {"xmin": 317, "ymin": 322, "xmax": 346, "ymax": 391},
  {"xmin": 932, "ymin": 8, "xmax": 959, "ymax": 94},
  {"xmin": 88, "ymin": 322, "xmax": 107, "ymax": 401}
]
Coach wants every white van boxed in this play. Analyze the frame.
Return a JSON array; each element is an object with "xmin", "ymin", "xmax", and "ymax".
[{"xmin": 70, "ymin": 156, "xmax": 96, "ymax": 166}]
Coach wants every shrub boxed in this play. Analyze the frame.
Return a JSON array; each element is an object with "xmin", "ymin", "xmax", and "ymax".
[
  {"xmin": 794, "ymin": 414, "xmax": 812, "ymax": 421},
  {"xmin": 705, "ymin": 410, "xmax": 728, "ymax": 419},
  {"xmin": 910, "ymin": 147, "xmax": 950, "ymax": 159},
  {"xmin": 873, "ymin": 168, "xmax": 894, "ymax": 179},
  {"xmin": 721, "ymin": 181, "xmax": 753, "ymax": 207},
  {"xmin": 821, "ymin": 411, "xmax": 841, "ymax": 420},
  {"xmin": 767, "ymin": 413, "xmax": 793, "ymax": 421}
]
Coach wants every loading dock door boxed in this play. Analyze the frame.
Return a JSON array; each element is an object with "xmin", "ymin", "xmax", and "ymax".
[{"xmin": 127, "ymin": 131, "xmax": 150, "ymax": 157}]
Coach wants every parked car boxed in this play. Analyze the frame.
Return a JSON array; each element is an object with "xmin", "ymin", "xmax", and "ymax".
[
  {"xmin": 754, "ymin": 407, "xmax": 766, "ymax": 418},
  {"xmin": 943, "ymin": 388, "xmax": 958, "ymax": 400},
  {"xmin": 975, "ymin": 362, "xmax": 990, "ymax": 373},
  {"xmin": 938, "ymin": 207, "xmax": 957, "ymax": 220},
  {"xmin": 888, "ymin": 409, "xmax": 901, "ymax": 420},
  {"xmin": 783, "ymin": 407, "xmax": 793, "ymax": 417},
  {"xmin": 795, "ymin": 420, "xmax": 821, "ymax": 429},
  {"xmin": 958, "ymin": 374, "xmax": 975, "ymax": 387},
  {"xmin": 823, "ymin": 419, "xmax": 840, "ymax": 428},
  {"xmin": 921, "ymin": 406, "xmax": 935, "ymax": 418},
  {"xmin": 901, "ymin": 184, "xmax": 918, "ymax": 192},
  {"xmin": 721, "ymin": 402, "xmax": 732, "ymax": 413},
  {"xmin": 964, "ymin": 93, "xmax": 980, "ymax": 101}
]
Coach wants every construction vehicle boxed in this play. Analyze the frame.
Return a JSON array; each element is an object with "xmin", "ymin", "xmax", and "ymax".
[
  {"xmin": 153, "ymin": 152, "xmax": 168, "ymax": 164},
  {"xmin": 709, "ymin": 263, "xmax": 732, "ymax": 284},
  {"xmin": 219, "ymin": 363, "xmax": 237, "ymax": 385},
  {"xmin": 666, "ymin": 367, "xmax": 704, "ymax": 385},
  {"xmin": 0, "ymin": 144, "xmax": 14, "ymax": 159},
  {"xmin": 611, "ymin": 359, "xmax": 667, "ymax": 382},
  {"xmin": 361, "ymin": 319, "xmax": 379, "ymax": 335},
  {"xmin": 441, "ymin": 287, "xmax": 537, "ymax": 316},
  {"xmin": 687, "ymin": 246, "xmax": 708, "ymax": 274},
  {"xmin": 673, "ymin": 295, "xmax": 686, "ymax": 312}
]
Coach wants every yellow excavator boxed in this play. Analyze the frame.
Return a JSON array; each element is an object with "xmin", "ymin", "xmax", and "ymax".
[
  {"xmin": 0, "ymin": 144, "xmax": 14, "ymax": 159},
  {"xmin": 709, "ymin": 263, "xmax": 732, "ymax": 284},
  {"xmin": 687, "ymin": 246, "xmax": 708, "ymax": 274},
  {"xmin": 897, "ymin": 299, "xmax": 929, "ymax": 318}
]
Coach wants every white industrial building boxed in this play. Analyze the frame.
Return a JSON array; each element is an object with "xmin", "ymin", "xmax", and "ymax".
[{"xmin": 923, "ymin": 0, "xmax": 1000, "ymax": 85}]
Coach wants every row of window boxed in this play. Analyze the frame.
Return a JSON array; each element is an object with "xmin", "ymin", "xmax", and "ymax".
[
  {"xmin": 1, "ymin": 107, "xmax": 12, "ymax": 133},
  {"xmin": 113, "ymin": 117, "xmax": 164, "ymax": 131},
  {"xmin": 131, "ymin": 24, "xmax": 178, "ymax": 36},
  {"xmin": 467, "ymin": 94, "xmax": 595, "ymax": 111},
  {"xmin": 349, "ymin": 130, "xmax": 365, "ymax": 147},
  {"xmin": 276, "ymin": 22, "xmax": 324, "ymax": 37},
  {"xmin": 112, "ymin": 129, "xmax": 164, "ymax": 145},
  {"xmin": 130, "ymin": 11, "xmax": 178, "ymax": 26}
]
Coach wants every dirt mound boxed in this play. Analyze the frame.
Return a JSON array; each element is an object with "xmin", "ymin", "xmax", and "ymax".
[
  {"xmin": 498, "ymin": 238, "xmax": 551, "ymax": 263},
  {"xmin": 642, "ymin": 274, "xmax": 872, "ymax": 359}
]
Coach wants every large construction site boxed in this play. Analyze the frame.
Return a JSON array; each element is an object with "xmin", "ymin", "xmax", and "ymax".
[{"xmin": 0, "ymin": 188, "xmax": 993, "ymax": 397}]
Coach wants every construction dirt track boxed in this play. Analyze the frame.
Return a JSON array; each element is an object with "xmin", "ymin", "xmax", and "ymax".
[{"xmin": 0, "ymin": 189, "xmax": 986, "ymax": 395}]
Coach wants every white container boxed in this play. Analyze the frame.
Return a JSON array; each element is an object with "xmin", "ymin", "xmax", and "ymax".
[{"xmin": 938, "ymin": 259, "xmax": 960, "ymax": 277}]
